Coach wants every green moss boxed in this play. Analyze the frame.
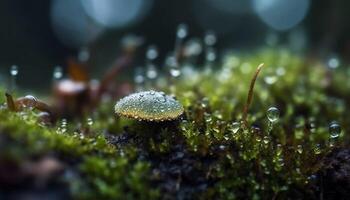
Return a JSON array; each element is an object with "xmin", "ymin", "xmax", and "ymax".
[
  {"xmin": 0, "ymin": 109, "xmax": 159, "ymax": 199},
  {"xmin": 0, "ymin": 48, "xmax": 349, "ymax": 199}
]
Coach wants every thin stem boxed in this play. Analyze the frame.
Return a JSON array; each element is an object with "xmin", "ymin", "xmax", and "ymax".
[
  {"xmin": 11, "ymin": 76, "xmax": 16, "ymax": 92},
  {"xmin": 242, "ymin": 63, "xmax": 264, "ymax": 127},
  {"xmin": 5, "ymin": 93, "xmax": 17, "ymax": 111}
]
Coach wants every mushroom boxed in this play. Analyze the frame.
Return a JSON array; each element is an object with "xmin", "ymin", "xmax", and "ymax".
[{"xmin": 115, "ymin": 91, "xmax": 184, "ymax": 122}]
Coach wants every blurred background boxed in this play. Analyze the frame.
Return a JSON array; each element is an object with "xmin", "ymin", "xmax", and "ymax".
[{"xmin": 0, "ymin": 0, "xmax": 350, "ymax": 91}]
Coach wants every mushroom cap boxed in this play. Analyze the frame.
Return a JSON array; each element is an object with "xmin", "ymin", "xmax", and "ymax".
[{"xmin": 115, "ymin": 91, "xmax": 184, "ymax": 121}]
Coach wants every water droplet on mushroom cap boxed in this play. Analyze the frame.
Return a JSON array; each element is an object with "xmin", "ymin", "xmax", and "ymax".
[{"xmin": 115, "ymin": 91, "xmax": 184, "ymax": 121}]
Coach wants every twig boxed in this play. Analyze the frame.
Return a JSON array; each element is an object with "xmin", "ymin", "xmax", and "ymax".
[
  {"xmin": 5, "ymin": 92, "xmax": 17, "ymax": 111},
  {"xmin": 242, "ymin": 63, "xmax": 264, "ymax": 127}
]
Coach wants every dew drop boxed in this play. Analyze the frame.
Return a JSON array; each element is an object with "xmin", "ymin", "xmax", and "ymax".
[
  {"xmin": 134, "ymin": 67, "xmax": 145, "ymax": 91},
  {"xmin": 213, "ymin": 110, "xmax": 223, "ymax": 120},
  {"xmin": 309, "ymin": 118, "xmax": 316, "ymax": 133},
  {"xmin": 205, "ymin": 47, "xmax": 217, "ymax": 63},
  {"xmin": 53, "ymin": 66, "xmax": 63, "ymax": 80},
  {"xmin": 10, "ymin": 65, "xmax": 18, "ymax": 76},
  {"xmin": 61, "ymin": 118, "xmax": 67, "ymax": 125},
  {"xmin": 146, "ymin": 64, "xmax": 158, "ymax": 80},
  {"xmin": 327, "ymin": 56, "xmax": 340, "ymax": 69},
  {"xmin": 255, "ymin": 136, "xmax": 262, "ymax": 142},
  {"xmin": 146, "ymin": 45, "xmax": 159, "ymax": 61},
  {"xmin": 267, "ymin": 107, "xmax": 280, "ymax": 123},
  {"xmin": 87, "ymin": 117, "xmax": 93, "ymax": 126},
  {"xmin": 229, "ymin": 122, "xmax": 241, "ymax": 134},
  {"xmin": 204, "ymin": 31, "xmax": 217, "ymax": 46},
  {"xmin": 204, "ymin": 112, "xmax": 212, "ymax": 123},
  {"xmin": 10, "ymin": 65, "xmax": 18, "ymax": 91},
  {"xmin": 263, "ymin": 136, "xmax": 270, "ymax": 144},
  {"xmin": 276, "ymin": 67, "xmax": 286, "ymax": 76},
  {"xmin": 169, "ymin": 67, "xmax": 181, "ymax": 78},
  {"xmin": 79, "ymin": 133, "xmax": 85, "ymax": 140},
  {"xmin": 57, "ymin": 118, "xmax": 68, "ymax": 134},
  {"xmin": 177, "ymin": 23, "xmax": 188, "ymax": 39},
  {"xmin": 329, "ymin": 121, "xmax": 341, "ymax": 139},
  {"xmin": 184, "ymin": 38, "xmax": 202, "ymax": 57},
  {"xmin": 264, "ymin": 76, "xmax": 277, "ymax": 85},
  {"xmin": 297, "ymin": 145, "xmax": 303, "ymax": 154},
  {"xmin": 200, "ymin": 97, "xmax": 209, "ymax": 109},
  {"xmin": 23, "ymin": 95, "xmax": 37, "ymax": 109},
  {"xmin": 134, "ymin": 67, "xmax": 145, "ymax": 83},
  {"xmin": 313, "ymin": 144, "xmax": 322, "ymax": 154},
  {"xmin": 251, "ymin": 126, "xmax": 262, "ymax": 142}
]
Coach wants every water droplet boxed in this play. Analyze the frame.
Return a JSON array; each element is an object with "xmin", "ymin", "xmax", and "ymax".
[
  {"xmin": 10, "ymin": 65, "xmax": 18, "ymax": 91},
  {"xmin": 251, "ymin": 126, "xmax": 262, "ymax": 142},
  {"xmin": 87, "ymin": 117, "xmax": 93, "ymax": 126},
  {"xmin": 313, "ymin": 143, "xmax": 322, "ymax": 154},
  {"xmin": 176, "ymin": 23, "xmax": 188, "ymax": 39},
  {"xmin": 161, "ymin": 96, "xmax": 167, "ymax": 103},
  {"xmin": 79, "ymin": 133, "xmax": 85, "ymax": 140},
  {"xmin": 53, "ymin": 66, "xmax": 63, "ymax": 80},
  {"xmin": 204, "ymin": 112, "xmax": 212, "ymax": 123},
  {"xmin": 57, "ymin": 119, "xmax": 68, "ymax": 134},
  {"xmin": 229, "ymin": 122, "xmax": 240, "ymax": 134},
  {"xmin": 204, "ymin": 31, "xmax": 217, "ymax": 46},
  {"xmin": 264, "ymin": 76, "xmax": 277, "ymax": 85},
  {"xmin": 267, "ymin": 107, "xmax": 280, "ymax": 123},
  {"xmin": 10, "ymin": 65, "xmax": 18, "ymax": 76},
  {"xmin": 213, "ymin": 110, "xmax": 223, "ymax": 120},
  {"xmin": 327, "ymin": 56, "xmax": 340, "ymax": 69},
  {"xmin": 146, "ymin": 45, "xmax": 158, "ymax": 60},
  {"xmin": 329, "ymin": 121, "xmax": 341, "ymax": 139},
  {"xmin": 255, "ymin": 136, "xmax": 262, "ymax": 142},
  {"xmin": 200, "ymin": 98, "xmax": 209, "ymax": 108},
  {"xmin": 23, "ymin": 95, "xmax": 37, "ymax": 109},
  {"xmin": 276, "ymin": 67, "xmax": 286, "ymax": 76},
  {"xmin": 184, "ymin": 38, "xmax": 202, "ymax": 57},
  {"xmin": 169, "ymin": 67, "xmax": 181, "ymax": 78},
  {"xmin": 206, "ymin": 48, "xmax": 217, "ymax": 62},
  {"xmin": 134, "ymin": 67, "xmax": 145, "ymax": 91},
  {"xmin": 146, "ymin": 64, "xmax": 158, "ymax": 80},
  {"xmin": 297, "ymin": 145, "xmax": 303, "ymax": 154},
  {"xmin": 276, "ymin": 144, "xmax": 283, "ymax": 156},
  {"xmin": 263, "ymin": 136, "xmax": 270, "ymax": 144},
  {"xmin": 308, "ymin": 118, "xmax": 317, "ymax": 133}
]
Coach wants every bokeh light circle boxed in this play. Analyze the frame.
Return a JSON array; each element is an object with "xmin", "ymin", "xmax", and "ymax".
[
  {"xmin": 252, "ymin": 0, "xmax": 310, "ymax": 31},
  {"xmin": 51, "ymin": 0, "xmax": 104, "ymax": 48},
  {"xmin": 81, "ymin": 0, "xmax": 153, "ymax": 28}
]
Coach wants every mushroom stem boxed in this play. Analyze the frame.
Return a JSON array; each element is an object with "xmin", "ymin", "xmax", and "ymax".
[{"xmin": 242, "ymin": 63, "xmax": 264, "ymax": 127}]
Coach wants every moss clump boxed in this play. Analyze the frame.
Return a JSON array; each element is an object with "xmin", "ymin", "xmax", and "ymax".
[
  {"xmin": 0, "ymin": 110, "xmax": 159, "ymax": 199},
  {"xmin": 0, "ymin": 48, "xmax": 349, "ymax": 199}
]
